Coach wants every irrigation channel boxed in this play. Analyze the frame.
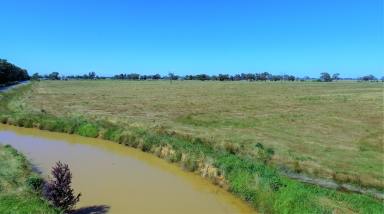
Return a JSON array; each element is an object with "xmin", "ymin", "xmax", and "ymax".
[{"xmin": 0, "ymin": 124, "xmax": 255, "ymax": 214}]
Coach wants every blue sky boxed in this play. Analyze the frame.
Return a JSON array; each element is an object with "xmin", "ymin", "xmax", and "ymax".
[{"xmin": 0, "ymin": 0, "xmax": 383, "ymax": 77}]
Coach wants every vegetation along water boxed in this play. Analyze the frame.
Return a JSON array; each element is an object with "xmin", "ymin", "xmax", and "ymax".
[
  {"xmin": 0, "ymin": 124, "xmax": 254, "ymax": 214},
  {"xmin": 0, "ymin": 144, "xmax": 57, "ymax": 213}
]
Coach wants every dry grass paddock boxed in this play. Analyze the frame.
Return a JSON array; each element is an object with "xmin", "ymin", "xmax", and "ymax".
[{"xmin": 19, "ymin": 80, "xmax": 383, "ymax": 189}]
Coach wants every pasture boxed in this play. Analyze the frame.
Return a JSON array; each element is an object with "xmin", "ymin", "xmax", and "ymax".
[{"xmin": 18, "ymin": 80, "xmax": 383, "ymax": 189}]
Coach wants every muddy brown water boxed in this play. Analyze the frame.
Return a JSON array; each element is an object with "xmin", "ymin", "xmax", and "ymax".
[{"xmin": 0, "ymin": 124, "xmax": 255, "ymax": 214}]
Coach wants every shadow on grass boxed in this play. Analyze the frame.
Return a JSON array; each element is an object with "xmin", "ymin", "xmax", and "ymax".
[{"xmin": 73, "ymin": 205, "xmax": 110, "ymax": 214}]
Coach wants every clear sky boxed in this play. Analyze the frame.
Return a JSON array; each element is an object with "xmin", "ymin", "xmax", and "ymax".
[{"xmin": 0, "ymin": 0, "xmax": 383, "ymax": 78}]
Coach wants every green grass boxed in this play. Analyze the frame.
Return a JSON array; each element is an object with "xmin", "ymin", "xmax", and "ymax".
[
  {"xmin": 76, "ymin": 123, "xmax": 99, "ymax": 137},
  {"xmin": 0, "ymin": 144, "xmax": 58, "ymax": 214},
  {"xmin": 17, "ymin": 80, "xmax": 384, "ymax": 189},
  {"xmin": 1, "ymin": 81, "xmax": 383, "ymax": 213}
]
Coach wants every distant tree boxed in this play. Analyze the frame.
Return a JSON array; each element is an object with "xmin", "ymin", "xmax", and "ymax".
[
  {"xmin": 127, "ymin": 73, "xmax": 140, "ymax": 80},
  {"xmin": 218, "ymin": 74, "xmax": 230, "ymax": 81},
  {"xmin": 287, "ymin": 75, "xmax": 295, "ymax": 81},
  {"xmin": 168, "ymin": 72, "xmax": 177, "ymax": 83},
  {"xmin": 256, "ymin": 72, "xmax": 269, "ymax": 81},
  {"xmin": 233, "ymin": 74, "xmax": 242, "ymax": 81},
  {"xmin": 270, "ymin": 75, "xmax": 282, "ymax": 81},
  {"xmin": 82, "ymin": 73, "xmax": 89, "ymax": 79},
  {"xmin": 211, "ymin": 75, "xmax": 218, "ymax": 80},
  {"xmin": 44, "ymin": 162, "xmax": 81, "ymax": 213},
  {"xmin": 113, "ymin": 73, "xmax": 140, "ymax": 80},
  {"xmin": 168, "ymin": 72, "xmax": 174, "ymax": 83},
  {"xmin": 320, "ymin": 72, "xmax": 332, "ymax": 82},
  {"xmin": 244, "ymin": 73, "xmax": 255, "ymax": 81},
  {"xmin": 152, "ymin": 74, "xmax": 161, "ymax": 80},
  {"xmin": 359, "ymin": 74, "xmax": 377, "ymax": 81},
  {"xmin": 182, "ymin": 74, "xmax": 211, "ymax": 81},
  {"xmin": 332, "ymin": 73, "xmax": 340, "ymax": 81},
  {"xmin": 113, "ymin": 74, "xmax": 122, "ymax": 79},
  {"xmin": 48, "ymin": 72, "xmax": 60, "ymax": 80},
  {"xmin": 88, "ymin": 71, "xmax": 96, "ymax": 79},
  {"xmin": 31, "ymin": 73, "xmax": 41, "ymax": 81},
  {"xmin": 196, "ymin": 74, "xmax": 210, "ymax": 81}
]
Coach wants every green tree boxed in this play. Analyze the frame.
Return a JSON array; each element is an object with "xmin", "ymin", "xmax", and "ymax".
[
  {"xmin": 152, "ymin": 74, "xmax": 161, "ymax": 80},
  {"xmin": 359, "ymin": 74, "xmax": 377, "ymax": 81},
  {"xmin": 320, "ymin": 72, "xmax": 332, "ymax": 82},
  {"xmin": 88, "ymin": 71, "xmax": 96, "ymax": 79},
  {"xmin": 332, "ymin": 73, "xmax": 340, "ymax": 81},
  {"xmin": 168, "ymin": 72, "xmax": 177, "ymax": 83},
  {"xmin": 0, "ymin": 59, "xmax": 30, "ymax": 84},
  {"xmin": 218, "ymin": 74, "xmax": 230, "ymax": 81},
  {"xmin": 31, "ymin": 73, "xmax": 41, "ymax": 81},
  {"xmin": 48, "ymin": 72, "xmax": 60, "ymax": 80}
]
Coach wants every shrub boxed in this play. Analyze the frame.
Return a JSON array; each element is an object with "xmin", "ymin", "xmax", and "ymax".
[
  {"xmin": 266, "ymin": 148, "xmax": 275, "ymax": 156},
  {"xmin": 182, "ymin": 155, "xmax": 199, "ymax": 171},
  {"xmin": 224, "ymin": 142, "xmax": 240, "ymax": 154},
  {"xmin": 293, "ymin": 160, "xmax": 303, "ymax": 173},
  {"xmin": 168, "ymin": 151, "xmax": 182, "ymax": 163},
  {"xmin": 61, "ymin": 120, "xmax": 77, "ymax": 134},
  {"xmin": 6, "ymin": 117, "xmax": 16, "ymax": 125},
  {"xmin": 0, "ymin": 115, "xmax": 8, "ymax": 124},
  {"xmin": 27, "ymin": 175, "xmax": 44, "ymax": 191},
  {"xmin": 76, "ymin": 123, "xmax": 99, "ymax": 137},
  {"xmin": 16, "ymin": 117, "xmax": 34, "ymax": 128},
  {"xmin": 255, "ymin": 144, "xmax": 275, "ymax": 163},
  {"xmin": 102, "ymin": 128, "xmax": 122, "ymax": 141},
  {"xmin": 38, "ymin": 118, "xmax": 57, "ymax": 131},
  {"xmin": 44, "ymin": 162, "xmax": 81, "ymax": 213},
  {"xmin": 255, "ymin": 142, "xmax": 264, "ymax": 149},
  {"xmin": 118, "ymin": 131, "xmax": 140, "ymax": 147}
]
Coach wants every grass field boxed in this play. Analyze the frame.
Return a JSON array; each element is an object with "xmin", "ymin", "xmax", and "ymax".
[
  {"xmin": 17, "ymin": 80, "xmax": 383, "ymax": 189},
  {"xmin": 0, "ymin": 145, "xmax": 57, "ymax": 213},
  {"xmin": 1, "ymin": 80, "xmax": 383, "ymax": 213}
]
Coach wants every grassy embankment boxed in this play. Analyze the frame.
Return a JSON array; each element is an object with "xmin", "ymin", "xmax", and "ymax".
[
  {"xmin": 0, "ymin": 144, "xmax": 58, "ymax": 213},
  {"xmin": 0, "ymin": 81, "xmax": 383, "ymax": 213}
]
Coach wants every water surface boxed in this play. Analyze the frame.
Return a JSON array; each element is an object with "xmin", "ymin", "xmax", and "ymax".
[{"xmin": 0, "ymin": 124, "xmax": 255, "ymax": 214}]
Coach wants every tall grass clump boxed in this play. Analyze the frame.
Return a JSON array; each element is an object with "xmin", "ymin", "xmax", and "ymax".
[{"xmin": 76, "ymin": 123, "xmax": 99, "ymax": 137}]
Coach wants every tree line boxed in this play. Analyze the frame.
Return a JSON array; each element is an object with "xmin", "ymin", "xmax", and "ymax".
[
  {"xmin": 31, "ymin": 71, "xmax": 383, "ymax": 82},
  {"xmin": 110, "ymin": 72, "xmax": 297, "ymax": 81},
  {"xmin": 2, "ymin": 59, "xmax": 381, "ymax": 83},
  {"xmin": 0, "ymin": 59, "xmax": 30, "ymax": 85},
  {"xmin": 184, "ymin": 73, "xmax": 296, "ymax": 81}
]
